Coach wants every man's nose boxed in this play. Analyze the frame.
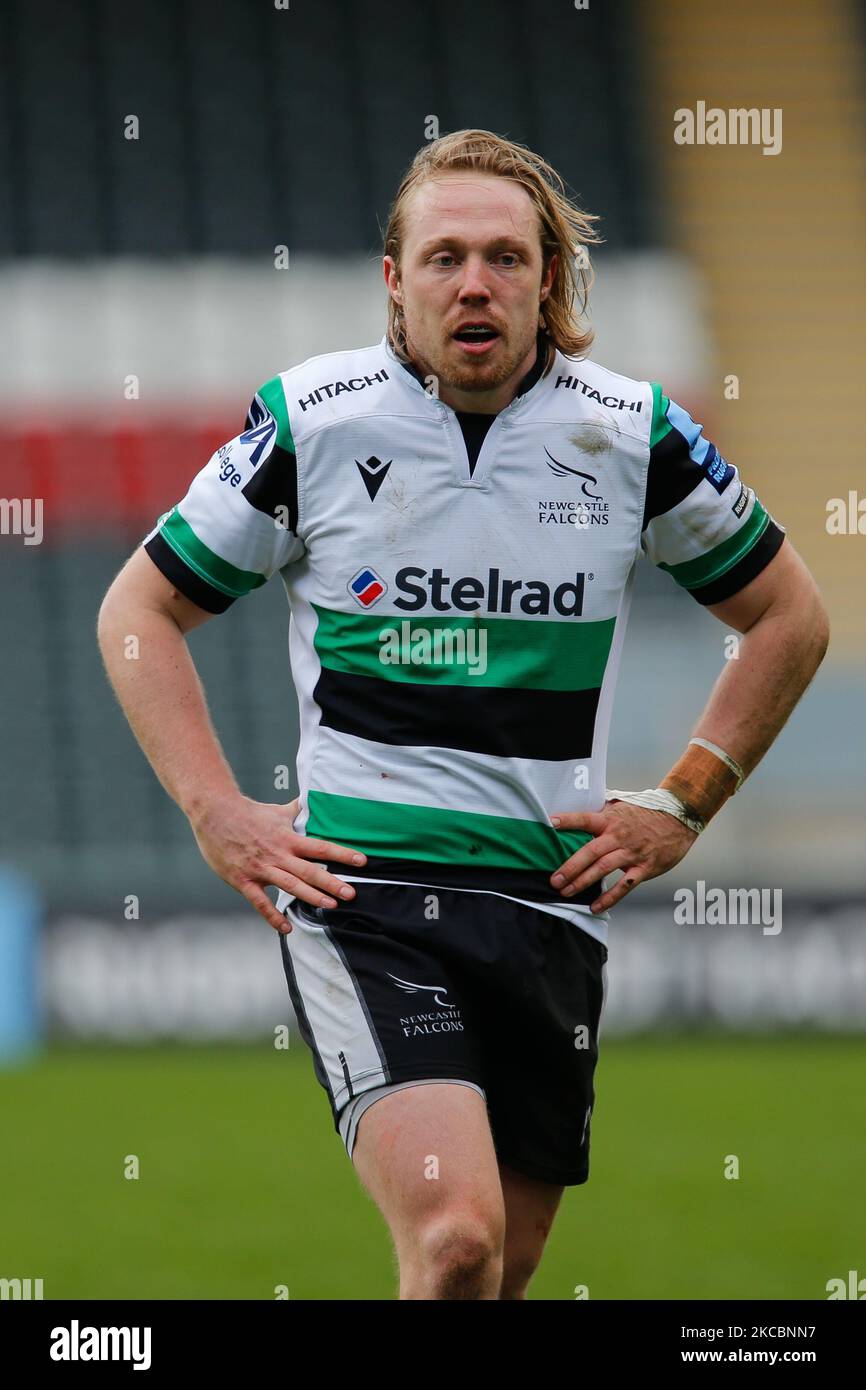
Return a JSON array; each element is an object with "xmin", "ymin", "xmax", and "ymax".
[{"xmin": 457, "ymin": 256, "xmax": 491, "ymax": 300}]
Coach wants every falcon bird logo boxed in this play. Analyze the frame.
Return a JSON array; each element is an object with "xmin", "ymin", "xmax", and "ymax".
[
  {"xmin": 544, "ymin": 447, "xmax": 602, "ymax": 498},
  {"xmin": 387, "ymin": 973, "xmax": 452, "ymax": 1008}
]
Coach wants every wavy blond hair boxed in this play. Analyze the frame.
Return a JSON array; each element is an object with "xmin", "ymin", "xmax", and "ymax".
[{"xmin": 383, "ymin": 128, "xmax": 603, "ymax": 367}]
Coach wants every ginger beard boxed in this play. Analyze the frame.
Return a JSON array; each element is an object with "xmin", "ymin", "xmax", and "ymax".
[{"xmin": 404, "ymin": 311, "xmax": 540, "ymax": 397}]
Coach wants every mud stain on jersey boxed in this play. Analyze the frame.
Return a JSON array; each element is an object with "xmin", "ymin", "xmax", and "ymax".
[{"xmin": 569, "ymin": 422, "xmax": 613, "ymax": 456}]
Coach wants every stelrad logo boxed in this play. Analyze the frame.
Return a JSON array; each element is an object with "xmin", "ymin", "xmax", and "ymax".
[
  {"xmin": 391, "ymin": 566, "xmax": 586, "ymax": 616},
  {"xmin": 348, "ymin": 567, "xmax": 387, "ymax": 607}
]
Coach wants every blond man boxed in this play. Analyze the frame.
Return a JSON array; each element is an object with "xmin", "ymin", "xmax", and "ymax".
[{"xmin": 99, "ymin": 130, "xmax": 828, "ymax": 1300}]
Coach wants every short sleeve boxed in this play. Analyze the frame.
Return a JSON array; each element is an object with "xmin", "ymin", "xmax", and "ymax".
[
  {"xmin": 142, "ymin": 375, "xmax": 304, "ymax": 613},
  {"xmin": 641, "ymin": 384, "xmax": 786, "ymax": 604}
]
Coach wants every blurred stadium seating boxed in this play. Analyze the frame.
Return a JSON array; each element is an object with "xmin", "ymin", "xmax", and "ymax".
[{"xmin": 0, "ymin": 0, "xmax": 864, "ymax": 1044}]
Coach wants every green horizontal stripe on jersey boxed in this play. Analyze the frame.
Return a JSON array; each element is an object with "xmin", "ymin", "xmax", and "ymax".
[
  {"xmin": 312, "ymin": 604, "xmax": 616, "ymax": 691},
  {"xmin": 660, "ymin": 499, "xmax": 769, "ymax": 590},
  {"xmin": 306, "ymin": 790, "xmax": 591, "ymax": 873},
  {"xmin": 159, "ymin": 508, "xmax": 266, "ymax": 598}
]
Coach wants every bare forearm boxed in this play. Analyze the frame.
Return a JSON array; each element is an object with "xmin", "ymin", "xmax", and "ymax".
[
  {"xmin": 97, "ymin": 599, "xmax": 239, "ymax": 821},
  {"xmin": 690, "ymin": 602, "xmax": 828, "ymax": 780}
]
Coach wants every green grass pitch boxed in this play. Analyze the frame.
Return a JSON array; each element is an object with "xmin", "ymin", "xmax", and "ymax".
[{"xmin": 1, "ymin": 1036, "xmax": 862, "ymax": 1300}]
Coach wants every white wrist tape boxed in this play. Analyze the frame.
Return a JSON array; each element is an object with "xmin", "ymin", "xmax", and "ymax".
[{"xmin": 604, "ymin": 786, "xmax": 706, "ymax": 835}]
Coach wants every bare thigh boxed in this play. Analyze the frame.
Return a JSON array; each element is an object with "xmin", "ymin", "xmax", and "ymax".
[{"xmin": 351, "ymin": 1082, "xmax": 505, "ymax": 1283}]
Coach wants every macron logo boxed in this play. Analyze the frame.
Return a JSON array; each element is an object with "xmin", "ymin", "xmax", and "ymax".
[
  {"xmin": 355, "ymin": 455, "xmax": 393, "ymax": 501},
  {"xmin": 50, "ymin": 1320, "xmax": 152, "ymax": 1371}
]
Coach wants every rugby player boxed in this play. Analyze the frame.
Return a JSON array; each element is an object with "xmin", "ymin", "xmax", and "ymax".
[{"xmin": 98, "ymin": 129, "xmax": 829, "ymax": 1300}]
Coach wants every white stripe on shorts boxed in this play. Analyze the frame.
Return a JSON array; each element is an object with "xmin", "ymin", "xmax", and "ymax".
[{"xmin": 282, "ymin": 900, "xmax": 388, "ymax": 1108}]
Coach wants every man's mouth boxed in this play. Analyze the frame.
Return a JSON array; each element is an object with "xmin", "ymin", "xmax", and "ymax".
[{"xmin": 452, "ymin": 322, "xmax": 501, "ymax": 355}]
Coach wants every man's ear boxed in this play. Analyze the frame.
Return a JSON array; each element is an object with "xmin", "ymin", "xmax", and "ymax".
[
  {"xmin": 541, "ymin": 252, "xmax": 559, "ymax": 301},
  {"xmin": 383, "ymin": 255, "xmax": 402, "ymax": 302}
]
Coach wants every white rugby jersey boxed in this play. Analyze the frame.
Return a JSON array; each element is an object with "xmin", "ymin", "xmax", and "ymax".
[{"xmin": 143, "ymin": 336, "xmax": 785, "ymax": 946}]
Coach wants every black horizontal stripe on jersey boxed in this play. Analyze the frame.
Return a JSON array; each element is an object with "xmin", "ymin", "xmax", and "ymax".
[
  {"xmin": 241, "ymin": 441, "xmax": 299, "ymax": 534},
  {"xmin": 689, "ymin": 522, "xmax": 786, "ymax": 605},
  {"xmin": 320, "ymin": 856, "xmax": 599, "ymax": 908},
  {"xmin": 313, "ymin": 667, "xmax": 600, "ymax": 760},
  {"xmin": 143, "ymin": 531, "xmax": 237, "ymax": 614},
  {"xmin": 642, "ymin": 423, "xmax": 704, "ymax": 530}
]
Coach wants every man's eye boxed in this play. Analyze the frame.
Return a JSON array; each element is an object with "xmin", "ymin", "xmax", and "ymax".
[
  {"xmin": 497, "ymin": 253, "xmax": 519, "ymax": 266},
  {"xmin": 432, "ymin": 254, "xmax": 456, "ymax": 267}
]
